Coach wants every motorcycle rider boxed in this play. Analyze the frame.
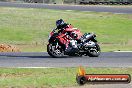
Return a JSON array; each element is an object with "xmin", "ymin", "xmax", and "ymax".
[
  {"xmin": 56, "ymin": 19, "xmax": 78, "ymax": 53},
  {"xmin": 47, "ymin": 19, "xmax": 100, "ymax": 57},
  {"xmin": 56, "ymin": 19, "xmax": 66, "ymax": 30}
]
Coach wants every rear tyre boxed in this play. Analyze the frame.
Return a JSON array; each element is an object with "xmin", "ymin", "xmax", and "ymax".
[{"xmin": 87, "ymin": 43, "xmax": 101, "ymax": 57}]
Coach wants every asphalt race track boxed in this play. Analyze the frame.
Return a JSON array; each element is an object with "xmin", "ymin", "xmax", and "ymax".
[
  {"xmin": 0, "ymin": 2, "xmax": 132, "ymax": 14},
  {"xmin": 0, "ymin": 52, "xmax": 132, "ymax": 68},
  {"xmin": 0, "ymin": 52, "xmax": 132, "ymax": 88}
]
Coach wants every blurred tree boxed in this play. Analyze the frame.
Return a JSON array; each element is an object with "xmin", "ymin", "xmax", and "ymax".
[
  {"xmin": 64, "ymin": 0, "xmax": 75, "ymax": 3},
  {"xmin": 0, "ymin": 0, "xmax": 131, "ymax": 3}
]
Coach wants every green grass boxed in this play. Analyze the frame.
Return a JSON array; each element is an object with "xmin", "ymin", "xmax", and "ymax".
[
  {"xmin": 0, "ymin": 67, "xmax": 131, "ymax": 88},
  {"xmin": 0, "ymin": 7, "xmax": 132, "ymax": 52}
]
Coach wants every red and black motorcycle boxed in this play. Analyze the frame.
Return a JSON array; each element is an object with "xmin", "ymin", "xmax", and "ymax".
[{"xmin": 47, "ymin": 24, "xmax": 100, "ymax": 58}]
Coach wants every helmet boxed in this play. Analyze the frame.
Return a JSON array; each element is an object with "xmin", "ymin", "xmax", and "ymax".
[{"xmin": 56, "ymin": 19, "xmax": 65, "ymax": 29}]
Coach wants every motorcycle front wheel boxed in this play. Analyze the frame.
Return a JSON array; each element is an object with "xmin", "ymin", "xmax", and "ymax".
[
  {"xmin": 87, "ymin": 43, "xmax": 101, "ymax": 57},
  {"xmin": 47, "ymin": 43, "xmax": 64, "ymax": 58}
]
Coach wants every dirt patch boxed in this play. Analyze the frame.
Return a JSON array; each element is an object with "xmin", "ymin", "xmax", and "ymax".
[
  {"xmin": 0, "ymin": 44, "xmax": 20, "ymax": 52},
  {"xmin": 0, "ymin": 73, "xmax": 31, "ymax": 78},
  {"xmin": 127, "ymin": 39, "xmax": 132, "ymax": 45}
]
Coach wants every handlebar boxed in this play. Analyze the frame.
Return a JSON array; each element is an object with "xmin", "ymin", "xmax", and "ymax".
[{"xmin": 52, "ymin": 28, "xmax": 57, "ymax": 32}]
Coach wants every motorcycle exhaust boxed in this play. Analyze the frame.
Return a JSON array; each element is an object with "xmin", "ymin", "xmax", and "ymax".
[
  {"xmin": 84, "ymin": 41, "xmax": 95, "ymax": 47},
  {"xmin": 80, "ymin": 33, "xmax": 95, "ymax": 43}
]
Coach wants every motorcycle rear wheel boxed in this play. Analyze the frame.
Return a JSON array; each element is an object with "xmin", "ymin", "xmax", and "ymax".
[{"xmin": 87, "ymin": 43, "xmax": 101, "ymax": 57}]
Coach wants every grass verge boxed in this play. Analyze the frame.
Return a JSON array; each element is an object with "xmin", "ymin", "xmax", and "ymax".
[
  {"xmin": 0, "ymin": 7, "xmax": 132, "ymax": 52},
  {"xmin": 0, "ymin": 67, "xmax": 131, "ymax": 88}
]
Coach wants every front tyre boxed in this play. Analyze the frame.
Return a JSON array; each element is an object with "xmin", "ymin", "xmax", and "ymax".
[
  {"xmin": 47, "ymin": 43, "xmax": 64, "ymax": 58},
  {"xmin": 87, "ymin": 43, "xmax": 101, "ymax": 57}
]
